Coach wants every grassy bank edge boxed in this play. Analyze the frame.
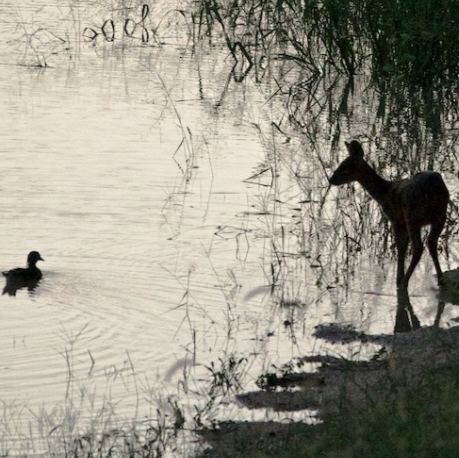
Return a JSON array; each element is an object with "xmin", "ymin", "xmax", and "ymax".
[{"xmin": 195, "ymin": 338, "xmax": 459, "ymax": 457}]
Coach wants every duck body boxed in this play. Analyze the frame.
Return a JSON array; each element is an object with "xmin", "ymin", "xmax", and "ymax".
[{"xmin": 2, "ymin": 251, "xmax": 44, "ymax": 296}]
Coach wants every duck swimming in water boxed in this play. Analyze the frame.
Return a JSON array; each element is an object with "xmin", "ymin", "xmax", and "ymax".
[{"xmin": 2, "ymin": 251, "xmax": 44, "ymax": 296}]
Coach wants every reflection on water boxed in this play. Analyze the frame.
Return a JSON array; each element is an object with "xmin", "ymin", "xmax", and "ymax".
[
  {"xmin": 2, "ymin": 274, "xmax": 41, "ymax": 297},
  {"xmin": 1, "ymin": 0, "xmax": 459, "ymax": 453},
  {"xmin": 394, "ymin": 288, "xmax": 421, "ymax": 333}
]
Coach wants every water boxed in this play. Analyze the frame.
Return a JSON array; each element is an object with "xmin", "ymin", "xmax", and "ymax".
[
  {"xmin": 0, "ymin": 21, "xmax": 269, "ymax": 416},
  {"xmin": 1, "ymin": 0, "xmax": 459, "ymax": 453}
]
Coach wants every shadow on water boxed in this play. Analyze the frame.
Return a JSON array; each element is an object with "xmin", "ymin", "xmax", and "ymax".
[
  {"xmin": 2, "ymin": 276, "xmax": 41, "ymax": 297},
  {"xmin": 235, "ymin": 320, "xmax": 459, "ymax": 414}
]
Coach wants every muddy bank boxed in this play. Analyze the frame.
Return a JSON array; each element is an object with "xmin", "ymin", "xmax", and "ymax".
[{"xmin": 197, "ymin": 322, "xmax": 459, "ymax": 455}]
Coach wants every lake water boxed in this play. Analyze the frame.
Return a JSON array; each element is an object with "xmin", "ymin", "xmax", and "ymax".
[{"xmin": 1, "ymin": 0, "xmax": 459, "ymax": 454}]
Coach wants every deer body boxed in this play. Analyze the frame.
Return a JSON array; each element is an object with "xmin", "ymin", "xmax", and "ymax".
[{"xmin": 329, "ymin": 141, "xmax": 449, "ymax": 289}]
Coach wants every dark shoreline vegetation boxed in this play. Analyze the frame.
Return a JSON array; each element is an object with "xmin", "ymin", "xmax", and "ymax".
[
  {"xmin": 198, "ymin": 326, "xmax": 459, "ymax": 458},
  {"xmin": 9, "ymin": 0, "xmax": 459, "ymax": 456},
  {"xmin": 188, "ymin": 0, "xmax": 459, "ymax": 455}
]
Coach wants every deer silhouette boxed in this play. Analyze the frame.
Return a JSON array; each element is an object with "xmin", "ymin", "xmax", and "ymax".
[{"xmin": 329, "ymin": 140, "xmax": 449, "ymax": 289}]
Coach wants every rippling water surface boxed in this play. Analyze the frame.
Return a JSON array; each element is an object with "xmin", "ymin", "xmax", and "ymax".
[{"xmin": 0, "ymin": 3, "xmax": 273, "ymax": 419}]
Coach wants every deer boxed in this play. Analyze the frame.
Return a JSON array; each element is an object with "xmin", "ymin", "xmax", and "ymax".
[{"xmin": 329, "ymin": 140, "xmax": 449, "ymax": 290}]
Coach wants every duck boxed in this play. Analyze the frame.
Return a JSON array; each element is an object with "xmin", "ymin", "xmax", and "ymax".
[{"xmin": 2, "ymin": 251, "xmax": 44, "ymax": 296}]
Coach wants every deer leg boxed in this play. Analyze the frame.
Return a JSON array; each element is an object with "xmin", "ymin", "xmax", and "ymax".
[
  {"xmin": 394, "ymin": 225, "xmax": 409, "ymax": 287},
  {"xmin": 400, "ymin": 229, "xmax": 423, "ymax": 289},
  {"xmin": 427, "ymin": 217, "xmax": 446, "ymax": 282}
]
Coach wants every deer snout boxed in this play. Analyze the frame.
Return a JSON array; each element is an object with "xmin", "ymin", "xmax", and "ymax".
[
  {"xmin": 329, "ymin": 172, "xmax": 346, "ymax": 186},
  {"xmin": 329, "ymin": 173, "xmax": 338, "ymax": 185}
]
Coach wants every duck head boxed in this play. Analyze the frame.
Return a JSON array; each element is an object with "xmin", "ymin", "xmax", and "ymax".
[{"xmin": 27, "ymin": 251, "xmax": 44, "ymax": 267}]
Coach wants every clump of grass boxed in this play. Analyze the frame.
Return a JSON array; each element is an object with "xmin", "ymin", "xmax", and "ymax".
[
  {"xmin": 197, "ymin": 362, "xmax": 459, "ymax": 458},
  {"xmin": 303, "ymin": 364, "xmax": 459, "ymax": 458},
  {"xmin": 193, "ymin": 355, "xmax": 248, "ymax": 428}
]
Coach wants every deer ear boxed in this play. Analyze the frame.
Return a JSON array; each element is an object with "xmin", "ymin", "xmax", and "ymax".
[{"xmin": 345, "ymin": 141, "xmax": 351, "ymax": 154}]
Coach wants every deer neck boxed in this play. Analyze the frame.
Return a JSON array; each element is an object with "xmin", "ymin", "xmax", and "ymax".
[{"xmin": 356, "ymin": 161, "xmax": 391, "ymax": 206}]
